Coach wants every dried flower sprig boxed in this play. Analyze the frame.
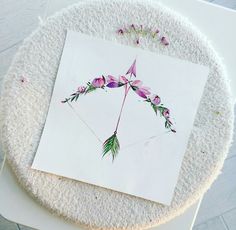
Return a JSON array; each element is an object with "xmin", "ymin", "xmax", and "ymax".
[
  {"xmin": 62, "ymin": 59, "xmax": 175, "ymax": 161},
  {"xmin": 117, "ymin": 24, "xmax": 169, "ymax": 46}
]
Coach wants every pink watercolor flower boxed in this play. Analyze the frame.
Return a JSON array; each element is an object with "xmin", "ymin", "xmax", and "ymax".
[
  {"xmin": 163, "ymin": 108, "xmax": 170, "ymax": 118},
  {"xmin": 150, "ymin": 94, "xmax": 161, "ymax": 105},
  {"xmin": 106, "ymin": 75, "xmax": 119, "ymax": 88},
  {"xmin": 77, "ymin": 86, "xmax": 86, "ymax": 93},
  {"xmin": 92, "ymin": 76, "xmax": 106, "ymax": 88},
  {"xmin": 131, "ymin": 80, "xmax": 151, "ymax": 98},
  {"xmin": 126, "ymin": 59, "xmax": 136, "ymax": 77},
  {"xmin": 106, "ymin": 75, "xmax": 117, "ymax": 83},
  {"xmin": 119, "ymin": 76, "xmax": 129, "ymax": 84},
  {"xmin": 132, "ymin": 80, "xmax": 142, "ymax": 87},
  {"xmin": 106, "ymin": 75, "xmax": 128, "ymax": 88}
]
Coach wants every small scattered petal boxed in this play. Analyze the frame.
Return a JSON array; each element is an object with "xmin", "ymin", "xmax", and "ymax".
[
  {"xmin": 117, "ymin": 29, "xmax": 124, "ymax": 35},
  {"xmin": 131, "ymin": 24, "xmax": 136, "ymax": 30},
  {"xmin": 20, "ymin": 76, "xmax": 27, "ymax": 83},
  {"xmin": 161, "ymin": 36, "xmax": 169, "ymax": 46}
]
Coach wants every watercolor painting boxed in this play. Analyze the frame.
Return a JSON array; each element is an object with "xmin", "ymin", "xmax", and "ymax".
[{"xmin": 62, "ymin": 59, "xmax": 175, "ymax": 161}]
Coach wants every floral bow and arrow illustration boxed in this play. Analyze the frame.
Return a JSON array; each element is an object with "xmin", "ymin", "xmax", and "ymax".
[{"xmin": 62, "ymin": 59, "xmax": 176, "ymax": 161}]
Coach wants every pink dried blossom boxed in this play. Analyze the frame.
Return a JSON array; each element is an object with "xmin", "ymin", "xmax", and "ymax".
[
  {"xmin": 161, "ymin": 36, "xmax": 169, "ymax": 46},
  {"xmin": 20, "ymin": 76, "xmax": 27, "ymax": 83},
  {"xmin": 131, "ymin": 24, "xmax": 136, "ymax": 30},
  {"xmin": 117, "ymin": 29, "xmax": 124, "ymax": 35},
  {"xmin": 117, "ymin": 24, "xmax": 169, "ymax": 46}
]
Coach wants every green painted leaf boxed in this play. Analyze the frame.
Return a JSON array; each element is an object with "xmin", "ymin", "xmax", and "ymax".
[
  {"xmin": 165, "ymin": 120, "xmax": 170, "ymax": 128},
  {"xmin": 151, "ymin": 103, "xmax": 158, "ymax": 115},
  {"xmin": 75, "ymin": 94, "xmax": 80, "ymax": 101},
  {"xmin": 103, "ymin": 133, "xmax": 120, "ymax": 161},
  {"xmin": 85, "ymin": 84, "xmax": 96, "ymax": 94},
  {"xmin": 71, "ymin": 95, "xmax": 76, "ymax": 102}
]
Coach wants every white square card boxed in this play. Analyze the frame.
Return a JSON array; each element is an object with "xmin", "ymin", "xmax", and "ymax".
[{"xmin": 32, "ymin": 30, "xmax": 209, "ymax": 205}]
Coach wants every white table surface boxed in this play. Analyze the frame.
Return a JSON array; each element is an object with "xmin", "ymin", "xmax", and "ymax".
[
  {"xmin": 0, "ymin": 0, "xmax": 235, "ymax": 229},
  {"xmin": 0, "ymin": 161, "xmax": 201, "ymax": 230}
]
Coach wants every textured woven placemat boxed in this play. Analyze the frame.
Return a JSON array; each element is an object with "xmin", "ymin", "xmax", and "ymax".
[{"xmin": 0, "ymin": 0, "xmax": 234, "ymax": 229}]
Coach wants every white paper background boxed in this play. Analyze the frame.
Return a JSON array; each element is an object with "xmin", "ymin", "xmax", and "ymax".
[{"xmin": 32, "ymin": 30, "xmax": 209, "ymax": 205}]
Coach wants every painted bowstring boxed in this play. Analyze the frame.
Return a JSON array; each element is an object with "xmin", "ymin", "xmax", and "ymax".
[{"xmin": 66, "ymin": 101, "xmax": 102, "ymax": 143}]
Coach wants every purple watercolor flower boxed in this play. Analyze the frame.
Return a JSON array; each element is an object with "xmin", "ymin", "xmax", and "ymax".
[
  {"xmin": 92, "ymin": 76, "xmax": 106, "ymax": 88},
  {"xmin": 131, "ymin": 80, "xmax": 151, "ymax": 98},
  {"xmin": 106, "ymin": 75, "xmax": 120, "ymax": 88},
  {"xmin": 136, "ymin": 87, "xmax": 151, "ymax": 98},
  {"xmin": 77, "ymin": 86, "xmax": 86, "ymax": 93},
  {"xmin": 161, "ymin": 36, "xmax": 169, "ymax": 46},
  {"xmin": 163, "ymin": 108, "xmax": 170, "ymax": 118},
  {"xmin": 150, "ymin": 94, "xmax": 161, "ymax": 105},
  {"xmin": 106, "ymin": 75, "xmax": 129, "ymax": 88},
  {"xmin": 126, "ymin": 59, "xmax": 136, "ymax": 77}
]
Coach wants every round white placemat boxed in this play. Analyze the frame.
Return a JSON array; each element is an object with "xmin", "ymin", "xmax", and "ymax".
[{"xmin": 0, "ymin": 0, "xmax": 234, "ymax": 229}]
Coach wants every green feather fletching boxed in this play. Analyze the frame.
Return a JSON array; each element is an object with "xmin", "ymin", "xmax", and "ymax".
[{"xmin": 103, "ymin": 133, "xmax": 120, "ymax": 161}]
